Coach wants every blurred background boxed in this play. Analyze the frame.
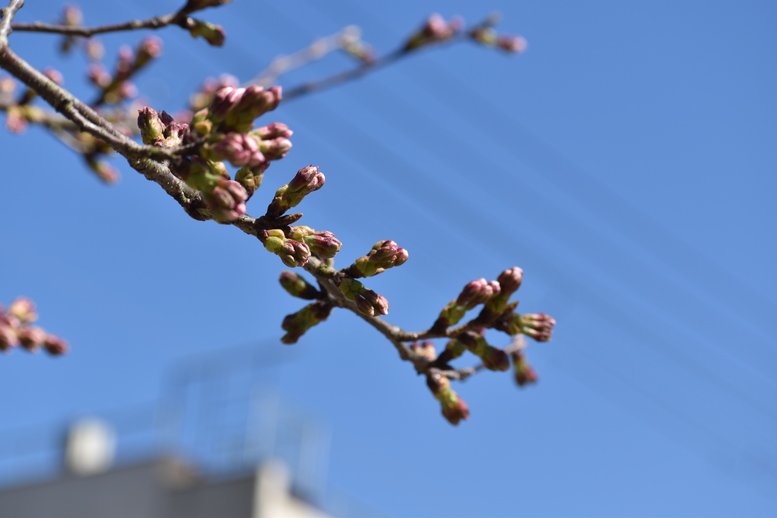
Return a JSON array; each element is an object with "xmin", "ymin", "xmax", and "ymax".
[{"xmin": 1, "ymin": 0, "xmax": 776, "ymax": 516}]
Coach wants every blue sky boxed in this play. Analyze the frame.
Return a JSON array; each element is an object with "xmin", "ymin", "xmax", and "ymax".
[{"xmin": 2, "ymin": 1, "xmax": 776, "ymax": 517}]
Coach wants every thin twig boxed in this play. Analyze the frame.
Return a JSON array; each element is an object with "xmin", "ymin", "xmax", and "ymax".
[
  {"xmin": 282, "ymin": 36, "xmax": 466, "ymax": 102},
  {"xmin": 9, "ymin": 5, "xmax": 206, "ymax": 38}
]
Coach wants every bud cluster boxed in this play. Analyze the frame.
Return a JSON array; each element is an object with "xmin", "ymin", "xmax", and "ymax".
[
  {"xmin": 138, "ymin": 84, "xmax": 293, "ymax": 223},
  {"xmin": 402, "ymin": 13, "xmax": 527, "ymax": 57},
  {"xmin": 426, "ymin": 372, "xmax": 470, "ymax": 425},
  {"xmin": 266, "ymin": 166, "xmax": 325, "ymax": 219},
  {"xmin": 337, "ymin": 278, "xmax": 389, "ymax": 317},
  {"xmin": 261, "ymin": 228, "xmax": 311, "ymax": 267},
  {"xmin": 345, "ymin": 240, "xmax": 409, "ymax": 278},
  {"xmin": 290, "ymin": 226, "xmax": 342, "ymax": 259},
  {"xmin": 280, "ymin": 300, "xmax": 333, "ymax": 344},
  {"xmin": 0, "ymin": 298, "xmax": 68, "ymax": 356}
]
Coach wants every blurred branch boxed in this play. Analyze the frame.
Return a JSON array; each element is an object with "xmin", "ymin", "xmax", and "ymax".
[{"xmin": 10, "ymin": 1, "xmax": 222, "ymax": 38}]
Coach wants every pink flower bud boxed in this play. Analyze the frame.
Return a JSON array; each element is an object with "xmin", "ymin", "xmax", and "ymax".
[
  {"xmin": 206, "ymin": 179, "xmax": 248, "ymax": 222},
  {"xmin": 17, "ymin": 326, "xmax": 47, "ymax": 351},
  {"xmin": 254, "ymin": 122, "xmax": 293, "ymax": 140},
  {"xmin": 512, "ymin": 350, "xmax": 538, "ymax": 387},
  {"xmin": 497, "ymin": 35, "xmax": 528, "ymax": 54},
  {"xmin": 279, "ymin": 271, "xmax": 320, "ymax": 299},
  {"xmin": 211, "ymin": 132, "xmax": 266, "ymax": 168},
  {"xmin": 0, "ymin": 325, "xmax": 18, "ymax": 351},
  {"xmin": 520, "ymin": 313, "xmax": 556, "ymax": 342},
  {"xmin": 8, "ymin": 297, "xmax": 37, "ymax": 324},
  {"xmin": 497, "ymin": 267, "xmax": 523, "ymax": 295},
  {"xmin": 302, "ymin": 231, "xmax": 342, "ymax": 259},
  {"xmin": 456, "ymin": 278, "xmax": 500, "ymax": 309},
  {"xmin": 43, "ymin": 335, "xmax": 69, "ymax": 356},
  {"xmin": 135, "ymin": 36, "xmax": 162, "ymax": 69}
]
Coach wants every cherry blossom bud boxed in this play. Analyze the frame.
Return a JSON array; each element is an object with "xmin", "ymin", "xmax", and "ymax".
[
  {"xmin": 61, "ymin": 4, "xmax": 82, "ymax": 26},
  {"xmin": 17, "ymin": 326, "xmax": 47, "ymax": 351},
  {"xmin": 266, "ymin": 166, "xmax": 325, "ymax": 218},
  {"xmin": 43, "ymin": 335, "xmax": 69, "ymax": 356},
  {"xmin": 208, "ymin": 86, "xmax": 244, "ymax": 123},
  {"xmin": 435, "ymin": 300, "xmax": 467, "ymax": 329},
  {"xmin": 85, "ymin": 39, "xmax": 104, "ymax": 60},
  {"xmin": 8, "ymin": 297, "xmax": 37, "ymax": 324},
  {"xmin": 410, "ymin": 341, "xmax": 436, "ymax": 361},
  {"xmin": 262, "ymin": 229, "xmax": 311, "ymax": 267},
  {"xmin": 338, "ymin": 278, "xmax": 389, "ymax": 316},
  {"xmin": 206, "ymin": 178, "xmax": 248, "ymax": 223},
  {"xmin": 456, "ymin": 278, "xmax": 501, "ymax": 309},
  {"xmin": 211, "ymin": 132, "xmax": 265, "ymax": 168},
  {"xmin": 296, "ymin": 229, "xmax": 342, "ymax": 259},
  {"xmin": 281, "ymin": 300, "xmax": 332, "ymax": 344},
  {"xmin": 347, "ymin": 240, "xmax": 409, "ymax": 278},
  {"xmin": 135, "ymin": 36, "xmax": 163, "ymax": 69},
  {"xmin": 357, "ymin": 289, "xmax": 389, "ymax": 317},
  {"xmin": 0, "ymin": 325, "xmax": 18, "ymax": 351},
  {"xmin": 226, "ymin": 86, "xmax": 282, "ymax": 133},
  {"xmin": 497, "ymin": 35, "xmax": 528, "ymax": 54},
  {"xmin": 512, "ymin": 350, "xmax": 538, "ymax": 387},
  {"xmin": 405, "ymin": 14, "xmax": 463, "ymax": 51},
  {"xmin": 235, "ymin": 165, "xmax": 265, "ymax": 198},
  {"xmin": 519, "ymin": 313, "xmax": 556, "ymax": 342},
  {"xmin": 187, "ymin": 20, "xmax": 226, "ymax": 47},
  {"xmin": 497, "ymin": 267, "xmax": 523, "ymax": 296},
  {"xmin": 279, "ymin": 271, "xmax": 320, "ymax": 300},
  {"xmin": 87, "ymin": 63, "xmax": 111, "ymax": 88},
  {"xmin": 138, "ymin": 107, "xmax": 166, "ymax": 145},
  {"xmin": 253, "ymin": 122, "xmax": 293, "ymax": 140},
  {"xmin": 458, "ymin": 333, "xmax": 510, "ymax": 371},
  {"xmin": 469, "ymin": 26, "xmax": 498, "ymax": 46},
  {"xmin": 426, "ymin": 373, "xmax": 469, "ymax": 426},
  {"xmin": 258, "ymin": 136, "xmax": 292, "ymax": 161}
]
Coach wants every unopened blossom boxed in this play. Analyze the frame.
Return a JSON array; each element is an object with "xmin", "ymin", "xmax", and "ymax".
[
  {"xmin": 17, "ymin": 326, "xmax": 47, "ymax": 351},
  {"xmin": 262, "ymin": 229, "xmax": 311, "ymax": 267},
  {"xmin": 280, "ymin": 300, "xmax": 332, "ymax": 344},
  {"xmin": 135, "ymin": 36, "xmax": 163, "ymax": 69},
  {"xmin": 497, "ymin": 34, "xmax": 528, "ymax": 54},
  {"xmin": 211, "ymin": 132, "xmax": 265, "ymax": 168},
  {"xmin": 266, "ymin": 166, "xmax": 325, "ymax": 218},
  {"xmin": 497, "ymin": 267, "xmax": 523, "ymax": 295},
  {"xmin": 279, "ymin": 271, "xmax": 320, "ymax": 300},
  {"xmin": 43, "ymin": 335, "xmax": 69, "ymax": 356},
  {"xmin": 187, "ymin": 20, "xmax": 226, "ymax": 47},
  {"xmin": 290, "ymin": 227, "xmax": 342, "ymax": 259},
  {"xmin": 204, "ymin": 178, "xmax": 248, "ymax": 223},
  {"xmin": 519, "ymin": 313, "xmax": 556, "ymax": 342},
  {"xmin": 512, "ymin": 350, "xmax": 538, "ymax": 387},
  {"xmin": 410, "ymin": 341, "xmax": 436, "ymax": 361},
  {"xmin": 347, "ymin": 240, "xmax": 409, "ymax": 278},
  {"xmin": 427, "ymin": 372, "xmax": 470, "ymax": 426},
  {"xmin": 0, "ymin": 325, "xmax": 18, "ymax": 351},
  {"xmin": 456, "ymin": 278, "xmax": 501, "ymax": 309},
  {"xmin": 8, "ymin": 297, "xmax": 37, "ymax": 323},
  {"xmin": 458, "ymin": 332, "xmax": 510, "ymax": 371}
]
